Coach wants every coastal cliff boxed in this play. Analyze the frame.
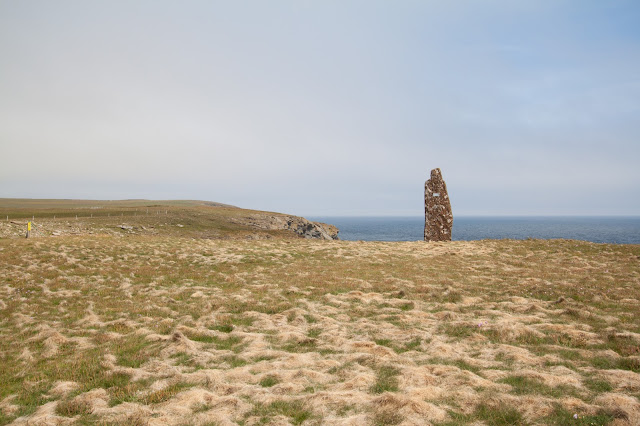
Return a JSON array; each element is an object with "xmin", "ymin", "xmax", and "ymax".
[{"xmin": 229, "ymin": 214, "xmax": 339, "ymax": 240}]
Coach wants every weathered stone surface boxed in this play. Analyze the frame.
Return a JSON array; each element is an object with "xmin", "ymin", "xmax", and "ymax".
[
  {"xmin": 424, "ymin": 168, "xmax": 453, "ymax": 241},
  {"xmin": 230, "ymin": 214, "xmax": 339, "ymax": 240},
  {"xmin": 285, "ymin": 217, "xmax": 339, "ymax": 240}
]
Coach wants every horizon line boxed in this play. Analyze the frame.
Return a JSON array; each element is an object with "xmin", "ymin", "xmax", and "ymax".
[{"xmin": 306, "ymin": 214, "xmax": 640, "ymax": 218}]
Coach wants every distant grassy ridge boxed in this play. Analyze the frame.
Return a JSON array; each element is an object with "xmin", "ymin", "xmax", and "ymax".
[
  {"xmin": 0, "ymin": 198, "xmax": 323, "ymax": 240},
  {"xmin": 0, "ymin": 198, "xmax": 233, "ymax": 217}
]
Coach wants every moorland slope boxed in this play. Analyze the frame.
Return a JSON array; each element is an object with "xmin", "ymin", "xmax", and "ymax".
[{"xmin": 0, "ymin": 199, "xmax": 338, "ymax": 241}]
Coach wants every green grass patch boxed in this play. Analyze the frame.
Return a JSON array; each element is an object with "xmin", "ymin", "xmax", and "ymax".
[
  {"xmin": 439, "ymin": 323, "xmax": 474, "ymax": 339},
  {"xmin": 209, "ymin": 324, "xmax": 234, "ymax": 333},
  {"xmin": 303, "ymin": 314, "xmax": 317, "ymax": 324},
  {"xmin": 473, "ymin": 402, "xmax": 525, "ymax": 426},
  {"xmin": 369, "ymin": 366, "xmax": 400, "ymax": 394},
  {"xmin": 171, "ymin": 352, "xmax": 196, "ymax": 367},
  {"xmin": 397, "ymin": 337, "xmax": 421, "ymax": 353},
  {"xmin": 247, "ymin": 399, "xmax": 315, "ymax": 425},
  {"xmin": 186, "ymin": 332, "xmax": 245, "ymax": 352},
  {"xmin": 108, "ymin": 378, "xmax": 155, "ymax": 407},
  {"xmin": 112, "ymin": 334, "xmax": 160, "ymax": 368},
  {"xmin": 187, "ymin": 333, "xmax": 216, "ymax": 343},
  {"xmin": 602, "ymin": 332, "xmax": 640, "ymax": 357},
  {"xmin": 230, "ymin": 315, "xmax": 256, "ymax": 327},
  {"xmin": 499, "ymin": 375, "xmax": 581, "ymax": 398},
  {"xmin": 221, "ymin": 355, "xmax": 247, "ymax": 368},
  {"xmin": 374, "ymin": 337, "xmax": 421, "ymax": 353},
  {"xmin": 541, "ymin": 403, "xmax": 619, "ymax": 425},
  {"xmin": 374, "ymin": 338, "xmax": 392, "ymax": 348},
  {"xmin": 259, "ymin": 375, "xmax": 279, "ymax": 388},
  {"xmin": 2, "ymin": 346, "xmax": 111, "ymax": 418},
  {"xmin": 555, "ymin": 348, "xmax": 583, "ymax": 361},
  {"xmin": 583, "ymin": 377, "xmax": 613, "ymax": 393},
  {"xmin": 399, "ymin": 302, "xmax": 414, "ymax": 311},
  {"xmin": 96, "ymin": 372, "xmax": 132, "ymax": 390},
  {"xmin": 307, "ymin": 327, "xmax": 322, "ymax": 338},
  {"xmin": 591, "ymin": 355, "xmax": 640, "ymax": 372},
  {"xmin": 278, "ymin": 338, "xmax": 318, "ymax": 353}
]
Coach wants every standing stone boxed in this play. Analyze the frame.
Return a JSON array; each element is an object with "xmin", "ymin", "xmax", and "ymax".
[{"xmin": 424, "ymin": 168, "xmax": 453, "ymax": 241}]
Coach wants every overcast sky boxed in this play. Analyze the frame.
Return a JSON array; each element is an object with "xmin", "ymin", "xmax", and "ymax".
[{"xmin": 1, "ymin": 1, "xmax": 639, "ymax": 216}]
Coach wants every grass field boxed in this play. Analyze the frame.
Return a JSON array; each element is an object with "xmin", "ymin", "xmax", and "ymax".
[
  {"xmin": 0, "ymin": 201, "xmax": 638, "ymax": 425},
  {"xmin": 0, "ymin": 199, "xmax": 319, "ymax": 241}
]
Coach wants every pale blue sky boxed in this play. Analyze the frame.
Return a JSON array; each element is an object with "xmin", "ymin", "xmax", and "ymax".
[{"xmin": 1, "ymin": 1, "xmax": 639, "ymax": 216}]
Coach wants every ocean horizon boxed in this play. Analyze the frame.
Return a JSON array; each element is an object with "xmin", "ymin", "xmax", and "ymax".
[{"xmin": 309, "ymin": 216, "xmax": 640, "ymax": 245}]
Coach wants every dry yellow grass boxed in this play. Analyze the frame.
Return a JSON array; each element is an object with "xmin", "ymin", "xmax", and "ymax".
[{"xmin": 0, "ymin": 231, "xmax": 639, "ymax": 425}]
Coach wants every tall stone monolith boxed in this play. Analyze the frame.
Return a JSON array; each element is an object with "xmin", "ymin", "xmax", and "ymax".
[{"xmin": 424, "ymin": 168, "xmax": 453, "ymax": 241}]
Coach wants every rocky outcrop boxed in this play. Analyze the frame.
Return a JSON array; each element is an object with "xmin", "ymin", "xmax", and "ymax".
[
  {"xmin": 424, "ymin": 168, "xmax": 453, "ymax": 241},
  {"xmin": 230, "ymin": 214, "xmax": 339, "ymax": 240},
  {"xmin": 286, "ymin": 217, "xmax": 339, "ymax": 240}
]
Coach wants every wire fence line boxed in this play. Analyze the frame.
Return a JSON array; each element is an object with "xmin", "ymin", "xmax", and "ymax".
[{"xmin": 3, "ymin": 210, "xmax": 170, "ymax": 221}]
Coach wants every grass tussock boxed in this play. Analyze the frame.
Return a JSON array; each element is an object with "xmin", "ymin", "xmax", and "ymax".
[
  {"xmin": 55, "ymin": 398, "xmax": 92, "ymax": 417},
  {"xmin": 141, "ymin": 382, "xmax": 194, "ymax": 405}
]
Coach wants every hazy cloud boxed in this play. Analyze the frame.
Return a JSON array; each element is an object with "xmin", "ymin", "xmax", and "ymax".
[{"xmin": 1, "ymin": 1, "xmax": 639, "ymax": 215}]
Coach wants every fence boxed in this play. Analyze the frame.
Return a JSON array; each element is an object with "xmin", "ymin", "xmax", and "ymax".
[{"xmin": 4, "ymin": 210, "xmax": 170, "ymax": 221}]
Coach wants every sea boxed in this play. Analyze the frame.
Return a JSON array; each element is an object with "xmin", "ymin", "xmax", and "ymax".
[{"xmin": 308, "ymin": 216, "xmax": 640, "ymax": 245}]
